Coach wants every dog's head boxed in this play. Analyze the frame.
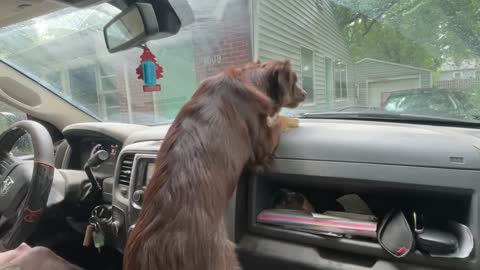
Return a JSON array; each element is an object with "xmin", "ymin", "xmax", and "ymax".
[{"xmin": 259, "ymin": 60, "xmax": 306, "ymax": 108}]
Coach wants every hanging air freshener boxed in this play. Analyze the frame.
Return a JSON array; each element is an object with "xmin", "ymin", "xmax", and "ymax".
[{"xmin": 136, "ymin": 45, "xmax": 164, "ymax": 92}]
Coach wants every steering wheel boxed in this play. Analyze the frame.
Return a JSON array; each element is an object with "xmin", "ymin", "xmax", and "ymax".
[{"xmin": 0, "ymin": 120, "xmax": 54, "ymax": 250}]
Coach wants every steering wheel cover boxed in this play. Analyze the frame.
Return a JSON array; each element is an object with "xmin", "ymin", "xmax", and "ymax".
[{"xmin": 0, "ymin": 120, "xmax": 54, "ymax": 250}]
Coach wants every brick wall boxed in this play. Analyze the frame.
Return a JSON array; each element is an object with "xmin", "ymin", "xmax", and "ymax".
[
  {"xmin": 112, "ymin": 54, "xmax": 156, "ymax": 124},
  {"xmin": 192, "ymin": 0, "xmax": 253, "ymax": 82},
  {"xmin": 111, "ymin": 0, "xmax": 253, "ymax": 123}
]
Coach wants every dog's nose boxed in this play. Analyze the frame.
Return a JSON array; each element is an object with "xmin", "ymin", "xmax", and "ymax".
[{"xmin": 300, "ymin": 89, "xmax": 307, "ymax": 100}]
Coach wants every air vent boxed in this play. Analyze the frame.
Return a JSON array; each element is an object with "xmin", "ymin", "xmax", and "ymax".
[{"xmin": 118, "ymin": 154, "xmax": 135, "ymax": 186}]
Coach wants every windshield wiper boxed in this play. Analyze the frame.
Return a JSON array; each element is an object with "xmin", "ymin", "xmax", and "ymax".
[{"xmin": 300, "ymin": 112, "xmax": 480, "ymax": 126}]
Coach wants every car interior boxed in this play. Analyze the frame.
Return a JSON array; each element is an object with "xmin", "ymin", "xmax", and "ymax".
[{"xmin": 0, "ymin": 0, "xmax": 478, "ymax": 270}]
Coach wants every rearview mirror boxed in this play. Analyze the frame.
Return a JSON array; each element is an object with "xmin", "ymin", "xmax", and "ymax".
[{"xmin": 103, "ymin": 1, "xmax": 193, "ymax": 53}]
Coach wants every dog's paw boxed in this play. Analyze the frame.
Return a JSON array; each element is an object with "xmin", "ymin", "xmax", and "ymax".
[
  {"xmin": 250, "ymin": 157, "xmax": 273, "ymax": 175},
  {"xmin": 288, "ymin": 117, "xmax": 300, "ymax": 128},
  {"xmin": 276, "ymin": 115, "xmax": 300, "ymax": 132}
]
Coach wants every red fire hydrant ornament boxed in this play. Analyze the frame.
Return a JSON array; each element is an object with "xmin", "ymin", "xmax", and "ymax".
[{"xmin": 136, "ymin": 46, "xmax": 164, "ymax": 92}]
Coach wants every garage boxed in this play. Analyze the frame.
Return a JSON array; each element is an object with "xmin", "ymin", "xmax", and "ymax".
[
  {"xmin": 355, "ymin": 58, "xmax": 432, "ymax": 107},
  {"xmin": 367, "ymin": 76, "xmax": 420, "ymax": 107}
]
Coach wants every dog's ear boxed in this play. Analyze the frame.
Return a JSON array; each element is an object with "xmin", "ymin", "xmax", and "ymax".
[{"xmin": 261, "ymin": 60, "xmax": 293, "ymax": 107}]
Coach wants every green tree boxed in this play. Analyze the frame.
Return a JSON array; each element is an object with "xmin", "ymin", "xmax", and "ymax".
[{"xmin": 333, "ymin": 0, "xmax": 480, "ymax": 70}]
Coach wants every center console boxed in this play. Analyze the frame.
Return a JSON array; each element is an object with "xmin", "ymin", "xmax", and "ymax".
[
  {"xmin": 110, "ymin": 140, "xmax": 161, "ymax": 251},
  {"xmin": 127, "ymin": 154, "xmax": 156, "ymax": 224}
]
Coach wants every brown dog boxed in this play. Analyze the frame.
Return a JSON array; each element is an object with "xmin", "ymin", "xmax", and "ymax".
[{"xmin": 123, "ymin": 60, "xmax": 306, "ymax": 270}]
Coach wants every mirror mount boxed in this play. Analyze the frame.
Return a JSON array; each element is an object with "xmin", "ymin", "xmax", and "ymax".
[{"xmin": 103, "ymin": 0, "xmax": 193, "ymax": 53}]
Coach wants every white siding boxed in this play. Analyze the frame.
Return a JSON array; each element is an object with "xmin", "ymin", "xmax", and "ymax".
[{"xmin": 253, "ymin": 0, "xmax": 355, "ymax": 112}]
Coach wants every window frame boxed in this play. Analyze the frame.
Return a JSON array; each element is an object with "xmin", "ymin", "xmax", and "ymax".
[
  {"xmin": 334, "ymin": 60, "xmax": 348, "ymax": 99},
  {"xmin": 300, "ymin": 47, "xmax": 315, "ymax": 105},
  {"xmin": 324, "ymin": 56, "xmax": 333, "ymax": 105}
]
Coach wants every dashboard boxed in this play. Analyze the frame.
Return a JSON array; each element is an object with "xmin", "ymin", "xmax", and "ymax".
[
  {"xmin": 60, "ymin": 123, "xmax": 147, "ymax": 175},
  {"xmin": 71, "ymin": 138, "xmax": 119, "ymax": 171},
  {"xmin": 54, "ymin": 120, "xmax": 480, "ymax": 270}
]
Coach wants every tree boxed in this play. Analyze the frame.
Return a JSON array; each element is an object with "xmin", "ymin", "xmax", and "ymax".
[{"xmin": 332, "ymin": 0, "xmax": 480, "ymax": 70}]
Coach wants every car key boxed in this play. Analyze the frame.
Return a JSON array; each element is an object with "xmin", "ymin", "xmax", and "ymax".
[
  {"xmin": 84, "ymin": 214, "xmax": 98, "ymax": 248},
  {"xmin": 88, "ymin": 212, "xmax": 105, "ymax": 252}
]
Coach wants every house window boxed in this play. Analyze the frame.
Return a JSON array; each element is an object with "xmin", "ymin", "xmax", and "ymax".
[
  {"xmin": 301, "ymin": 48, "xmax": 314, "ymax": 103},
  {"xmin": 69, "ymin": 65, "xmax": 99, "ymax": 115},
  {"xmin": 334, "ymin": 60, "xmax": 347, "ymax": 99},
  {"xmin": 66, "ymin": 62, "xmax": 120, "ymax": 120},
  {"xmin": 453, "ymin": 72, "xmax": 462, "ymax": 79}
]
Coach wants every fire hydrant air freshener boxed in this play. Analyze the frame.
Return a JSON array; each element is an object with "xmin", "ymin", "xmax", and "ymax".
[{"xmin": 136, "ymin": 45, "xmax": 164, "ymax": 92}]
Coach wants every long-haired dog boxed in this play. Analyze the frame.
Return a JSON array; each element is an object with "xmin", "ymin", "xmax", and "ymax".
[{"xmin": 124, "ymin": 60, "xmax": 306, "ymax": 270}]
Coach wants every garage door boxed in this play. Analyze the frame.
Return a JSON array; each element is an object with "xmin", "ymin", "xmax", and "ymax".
[{"xmin": 367, "ymin": 77, "xmax": 420, "ymax": 107}]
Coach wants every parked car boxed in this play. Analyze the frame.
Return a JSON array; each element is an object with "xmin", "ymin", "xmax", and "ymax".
[{"xmin": 383, "ymin": 88, "xmax": 474, "ymax": 120}]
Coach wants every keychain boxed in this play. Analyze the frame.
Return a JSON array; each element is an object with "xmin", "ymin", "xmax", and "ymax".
[
  {"xmin": 83, "ymin": 224, "xmax": 94, "ymax": 247},
  {"xmin": 93, "ymin": 229, "xmax": 105, "ymax": 253},
  {"xmin": 85, "ymin": 211, "xmax": 105, "ymax": 253}
]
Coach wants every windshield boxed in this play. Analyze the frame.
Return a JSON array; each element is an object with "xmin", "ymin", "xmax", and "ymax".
[{"xmin": 1, "ymin": 0, "xmax": 480, "ymax": 124}]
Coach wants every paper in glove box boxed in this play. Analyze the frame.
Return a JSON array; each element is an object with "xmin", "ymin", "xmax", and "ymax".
[{"xmin": 257, "ymin": 209, "xmax": 377, "ymax": 239}]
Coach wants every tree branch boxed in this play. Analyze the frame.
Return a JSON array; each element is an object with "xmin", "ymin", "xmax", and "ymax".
[
  {"xmin": 362, "ymin": 0, "xmax": 400, "ymax": 36},
  {"xmin": 438, "ymin": 1, "xmax": 480, "ymax": 57},
  {"xmin": 338, "ymin": 13, "xmax": 363, "ymax": 27}
]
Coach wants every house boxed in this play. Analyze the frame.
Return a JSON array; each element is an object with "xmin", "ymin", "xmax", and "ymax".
[
  {"xmin": 435, "ymin": 59, "xmax": 480, "ymax": 90},
  {"xmin": 0, "ymin": 0, "xmax": 356, "ymax": 123},
  {"xmin": 355, "ymin": 58, "xmax": 432, "ymax": 107},
  {"xmin": 253, "ymin": 0, "xmax": 355, "ymax": 113},
  {"xmin": 189, "ymin": 0, "xmax": 356, "ymax": 114},
  {"xmin": 439, "ymin": 59, "xmax": 480, "ymax": 81}
]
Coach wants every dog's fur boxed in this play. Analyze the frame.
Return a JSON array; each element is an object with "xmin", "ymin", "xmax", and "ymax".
[{"xmin": 123, "ymin": 60, "xmax": 306, "ymax": 270}]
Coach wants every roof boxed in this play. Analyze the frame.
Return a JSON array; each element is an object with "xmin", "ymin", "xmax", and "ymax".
[
  {"xmin": 355, "ymin": 58, "xmax": 432, "ymax": 72},
  {"xmin": 387, "ymin": 88, "xmax": 462, "ymax": 95}
]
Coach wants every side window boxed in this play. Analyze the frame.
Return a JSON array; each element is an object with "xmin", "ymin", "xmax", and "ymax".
[{"xmin": 0, "ymin": 103, "xmax": 32, "ymax": 157}]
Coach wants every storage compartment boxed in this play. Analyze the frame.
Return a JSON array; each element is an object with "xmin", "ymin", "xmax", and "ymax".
[{"xmin": 247, "ymin": 174, "xmax": 476, "ymax": 268}]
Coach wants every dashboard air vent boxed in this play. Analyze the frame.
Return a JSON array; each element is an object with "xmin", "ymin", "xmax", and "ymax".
[{"xmin": 118, "ymin": 154, "xmax": 135, "ymax": 186}]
